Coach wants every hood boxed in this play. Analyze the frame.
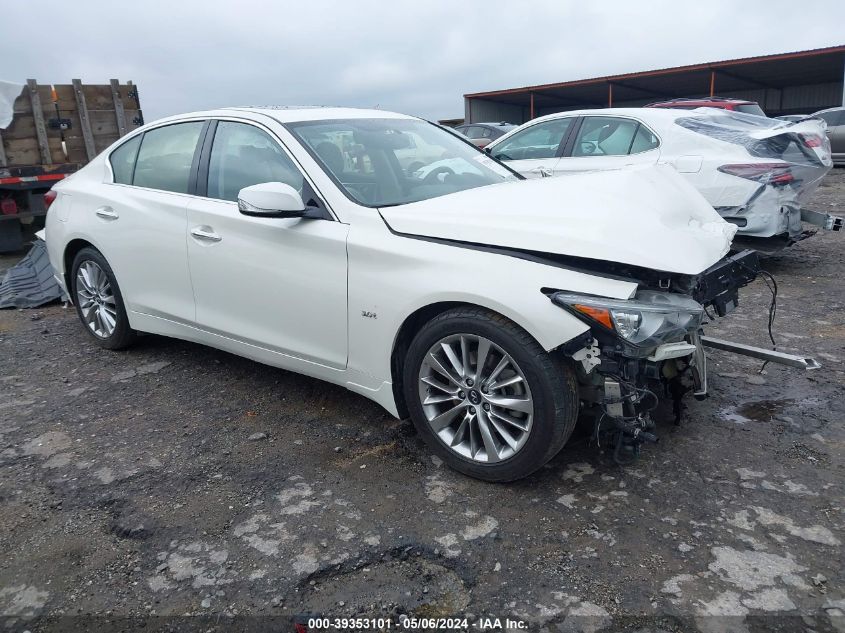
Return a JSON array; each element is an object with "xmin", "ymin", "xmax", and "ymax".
[{"xmin": 380, "ymin": 164, "xmax": 736, "ymax": 275}]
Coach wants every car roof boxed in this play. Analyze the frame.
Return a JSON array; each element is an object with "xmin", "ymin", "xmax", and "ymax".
[
  {"xmin": 148, "ymin": 106, "xmax": 418, "ymax": 126},
  {"xmin": 524, "ymin": 107, "xmax": 689, "ymax": 124},
  {"xmin": 649, "ymin": 97, "xmax": 756, "ymax": 105},
  {"xmin": 813, "ymin": 106, "xmax": 845, "ymax": 115}
]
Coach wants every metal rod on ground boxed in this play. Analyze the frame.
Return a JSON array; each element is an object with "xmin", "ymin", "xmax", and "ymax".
[{"xmin": 700, "ymin": 336, "xmax": 821, "ymax": 370}]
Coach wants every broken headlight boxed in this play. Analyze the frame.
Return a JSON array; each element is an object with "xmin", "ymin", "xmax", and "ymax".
[{"xmin": 552, "ymin": 290, "xmax": 704, "ymax": 349}]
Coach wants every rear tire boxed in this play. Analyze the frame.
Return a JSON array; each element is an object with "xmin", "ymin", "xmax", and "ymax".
[
  {"xmin": 71, "ymin": 247, "xmax": 136, "ymax": 350},
  {"xmin": 403, "ymin": 307, "xmax": 578, "ymax": 482}
]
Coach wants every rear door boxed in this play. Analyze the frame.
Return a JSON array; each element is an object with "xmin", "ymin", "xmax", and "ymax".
[
  {"xmin": 488, "ymin": 117, "xmax": 575, "ymax": 178},
  {"xmin": 185, "ymin": 119, "xmax": 349, "ymax": 369},
  {"xmin": 556, "ymin": 115, "xmax": 660, "ymax": 173},
  {"xmin": 95, "ymin": 120, "xmax": 205, "ymax": 322}
]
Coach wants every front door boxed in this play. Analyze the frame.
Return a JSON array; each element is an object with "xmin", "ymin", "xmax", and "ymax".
[{"xmin": 186, "ymin": 120, "xmax": 349, "ymax": 369}]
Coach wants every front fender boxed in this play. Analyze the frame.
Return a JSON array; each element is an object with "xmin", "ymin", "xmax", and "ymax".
[{"xmin": 347, "ymin": 220, "xmax": 638, "ymax": 387}]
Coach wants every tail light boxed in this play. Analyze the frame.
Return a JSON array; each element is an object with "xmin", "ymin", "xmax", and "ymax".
[
  {"xmin": 717, "ymin": 163, "xmax": 794, "ymax": 186},
  {"xmin": 1, "ymin": 198, "xmax": 17, "ymax": 215},
  {"xmin": 800, "ymin": 134, "xmax": 823, "ymax": 148},
  {"xmin": 43, "ymin": 190, "xmax": 58, "ymax": 210}
]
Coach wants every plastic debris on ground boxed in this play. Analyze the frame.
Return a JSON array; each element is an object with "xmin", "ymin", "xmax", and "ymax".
[{"xmin": 0, "ymin": 240, "xmax": 67, "ymax": 309}]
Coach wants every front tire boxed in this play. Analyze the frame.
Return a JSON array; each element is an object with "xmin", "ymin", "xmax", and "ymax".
[
  {"xmin": 71, "ymin": 247, "xmax": 136, "ymax": 350},
  {"xmin": 403, "ymin": 307, "xmax": 578, "ymax": 482}
]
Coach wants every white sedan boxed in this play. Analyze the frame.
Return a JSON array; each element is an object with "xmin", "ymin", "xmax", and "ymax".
[
  {"xmin": 46, "ymin": 106, "xmax": 754, "ymax": 481},
  {"xmin": 486, "ymin": 108, "xmax": 840, "ymax": 250}
]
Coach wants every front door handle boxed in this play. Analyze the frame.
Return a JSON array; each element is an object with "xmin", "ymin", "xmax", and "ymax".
[
  {"xmin": 95, "ymin": 206, "xmax": 119, "ymax": 220},
  {"xmin": 190, "ymin": 226, "xmax": 222, "ymax": 243}
]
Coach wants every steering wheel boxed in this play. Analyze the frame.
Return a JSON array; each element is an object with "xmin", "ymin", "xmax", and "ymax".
[
  {"xmin": 580, "ymin": 141, "xmax": 597, "ymax": 155},
  {"xmin": 422, "ymin": 165, "xmax": 456, "ymax": 184}
]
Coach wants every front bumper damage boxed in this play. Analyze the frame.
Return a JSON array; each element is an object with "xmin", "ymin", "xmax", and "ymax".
[{"xmin": 552, "ymin": 249, "xmax": 821, "ymax": 463}]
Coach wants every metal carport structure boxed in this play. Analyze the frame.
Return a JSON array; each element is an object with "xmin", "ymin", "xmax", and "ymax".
[{"xmin": 464, "ymin": 45, "xmax": 845, "ymax": 124}]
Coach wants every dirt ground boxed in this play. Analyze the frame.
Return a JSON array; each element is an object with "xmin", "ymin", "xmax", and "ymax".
[{"xmin": 1, "ymin": 172, "xmax": 843, "ymax": 633}]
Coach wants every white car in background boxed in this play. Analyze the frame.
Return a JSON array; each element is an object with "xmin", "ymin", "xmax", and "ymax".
[
  {"xmin": 46, "ymin": 106, "xmax": 772, "ymax": 482},
  {"xmin": 486, "ymin": 108, "xmax": 841, "ymax": 250}
]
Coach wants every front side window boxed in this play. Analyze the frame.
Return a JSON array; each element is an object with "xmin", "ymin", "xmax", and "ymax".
[
  {"xmin": 109, "ymin": 134, "xmax": 141, "ymax": 184},
  {"xmin": 207, "ymin": 122, "xmax": 304, "ymax": 202},
  {"xmin": 133, "ymin": 122, "xmax": 204, "ymax": 193},
  {"xmin": 287, "ymin": 118, "xmax": 518, "ymax": 207},
  {"xmin": 490, "ymin": 118, "xmax": 573, "ymax": 161},
  {"xmin": 572, "ymin": 117, "xmax": 640, "ymax": 157}
]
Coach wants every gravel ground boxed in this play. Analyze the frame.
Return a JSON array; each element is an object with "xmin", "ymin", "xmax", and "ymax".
[{"xmin": 0, "ymin": 173, "xmax": 843, "ymax": 633}]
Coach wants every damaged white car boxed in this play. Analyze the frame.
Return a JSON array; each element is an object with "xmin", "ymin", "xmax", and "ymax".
[
  {"xmin": 487, "ymin": 108, "xmax": 842, "ymax": 251},
  {"xmin": 44, "ymin": 107, "xmax": 818, "ymax": 481}
]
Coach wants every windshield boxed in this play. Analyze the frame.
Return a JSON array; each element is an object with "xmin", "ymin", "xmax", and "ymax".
[{"xmin": 286, "ymin": 118, "xmax": 520, "ymax": 207}]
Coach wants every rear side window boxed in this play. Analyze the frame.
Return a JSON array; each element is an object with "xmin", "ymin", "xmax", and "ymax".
[
  {"xmin": 207, "ymin": 121, "xmax": 304, "ymax": 202},
  {"xmin": 734, "ymin": 104, "xmax": 766, "ymax": 117},
  {"xmin": 572, "ymin": 117, "xmax": 640, "ymax": 157},
  {"xmin": 630, "ymin": 125, "xmax": 660, "ymax": 153},
  {"xmin": 133, "ymin": 122, "xmax": 204, "ymax": 193},
  {"xmin": 109, "ymin": 135, "xmax": 141, "ymax": 184}
]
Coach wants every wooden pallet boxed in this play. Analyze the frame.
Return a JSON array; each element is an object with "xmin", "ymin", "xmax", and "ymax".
[{"xmin": 0, "ymin": 79, "xmax": 143, "ymax": 170}]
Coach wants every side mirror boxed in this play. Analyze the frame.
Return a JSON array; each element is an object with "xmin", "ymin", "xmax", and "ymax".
[{"xmin": 238, "ymin": 182, "xmax": 306, "ymax": 218}]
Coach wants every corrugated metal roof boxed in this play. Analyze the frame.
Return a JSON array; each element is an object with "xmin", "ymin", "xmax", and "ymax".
[{"xmin": 465, "ymin": 45, "xmax": 845, "ymax": 99}]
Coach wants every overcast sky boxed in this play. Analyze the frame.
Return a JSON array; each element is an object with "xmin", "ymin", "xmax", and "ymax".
[{"xmin": 1, "ymin": 0, "xmax": 841, "ymax": 123}]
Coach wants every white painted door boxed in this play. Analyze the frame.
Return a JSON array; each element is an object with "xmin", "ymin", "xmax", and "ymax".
[
  {"xmin": 93, "ymin": 120, "xmax": 205, "ymax": 322},
  {"xmin": 186, "ymin": 120, "xmax": 349, "ymax": 369}
]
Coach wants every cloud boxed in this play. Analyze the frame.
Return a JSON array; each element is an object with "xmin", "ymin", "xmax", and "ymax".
[{"xmin": 0, "ymin": 0, "xmax": 840, "ymax": 122}]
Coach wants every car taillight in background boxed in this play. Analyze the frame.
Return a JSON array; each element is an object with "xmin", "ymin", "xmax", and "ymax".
[
  {"xmin": 717, "ymin": 163, "xmax": 794, "ymax": 185},
  {"xmin": 800, "ymin": 134, "xmax": 823, "ymax": 148},
  {"xmin": 1, "ymin": 198, "xmax": 17, "ymax": 215},
  {"xmin": 43, "ymin": 190, "xmax": 58, "ymax": 210}
]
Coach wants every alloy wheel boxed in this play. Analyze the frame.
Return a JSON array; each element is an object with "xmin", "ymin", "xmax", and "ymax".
[
  {"xmin": 417, "ymin": 334, "xmax": 534, "ymax": 463},
  {"xmin": 76, "ymin": 260, "xmax": 118, "ymax": 339}
]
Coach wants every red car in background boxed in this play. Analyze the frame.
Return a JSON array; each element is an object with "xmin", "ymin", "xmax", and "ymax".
[{"xmin": 646, "ymin": 97, "xmax": 766, "ymax": 117}]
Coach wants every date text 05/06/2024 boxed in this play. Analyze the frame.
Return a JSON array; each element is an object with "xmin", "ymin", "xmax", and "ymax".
[{"xmin": 305, "ymin": 616, "xmax": 528, "ymax": 630}]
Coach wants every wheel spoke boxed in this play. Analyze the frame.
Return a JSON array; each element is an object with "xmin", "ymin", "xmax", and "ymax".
[
  {"xmin": 474, "ymin": 338, "xmax": 490, "ymax": 383},
  {"xmin": 486, "ymin": 394, "xmax": 533, "ymax": 414},
  {"xmin": 421, "ymin": 375, "xmax": 459, "ymax": 395},
  {"xmin": 489, "ymin": 407, "xmax": 530, "ymax": 433},
  {"xmin": 476, "ymin": 409, "xmax": 502, "ymax": 463},
  {"xmin": 99, "ymin": 307, "xmax": 116, "ymax": 331},
  {"xmin": 451, "ymin": 411, "xmax": 471, "ymax": 447},
  {"xmin": 78, "ymin": 269, "xmax": 95, "ymax": 294},
  {"xmin": 485, "ymin": 354, "xmax": 511, "ymax": 386},
  {"xmin": 460, "ymin": 336, "xmax": 471, "ymax": 380},
  {"xmin": 429, "ymin": 353, "xmax": 462, "ymax": 387},
  {"xmin": 429, "ymin": 402, "xmax": 465, "ymax": 431},
  {"xmin": 486, "ymin": 413, "xmax": 520, "ymax": 450},
  {"xmin": 440, "ymin": 342, "xmax": 465, "ymax": 379},
  {"xmin": 489, "ymin": 374, "xmax": 523, "ymax": 390},
  {"xmin": 423, "ymin": 393, "xmax": 459, "ymax": 405}
]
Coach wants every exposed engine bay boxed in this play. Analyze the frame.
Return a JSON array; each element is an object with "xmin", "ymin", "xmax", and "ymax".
[{"xmin": 548, "ymin": 249, "xmax": 818, "ymax": 464}]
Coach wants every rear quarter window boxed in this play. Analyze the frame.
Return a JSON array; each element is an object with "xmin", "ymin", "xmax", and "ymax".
[{"xmin": 109, "ymin": 135, "xmax": 142, "ymax": 185}]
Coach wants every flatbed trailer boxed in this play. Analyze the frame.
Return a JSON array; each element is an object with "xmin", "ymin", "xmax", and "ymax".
[{"xmin": 0, "ymin": 79, "xmax": 143, "ymax": 251}]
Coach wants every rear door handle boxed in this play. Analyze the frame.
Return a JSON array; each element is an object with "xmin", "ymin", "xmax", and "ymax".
[
  {"xmin": 190, "ymin": 226, "xmax": 222, "ymax": 243},
  {"xmin": 95, "ymin": 206, "xmax": 119, "ymax": 220}
]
